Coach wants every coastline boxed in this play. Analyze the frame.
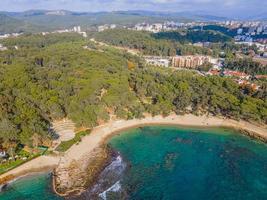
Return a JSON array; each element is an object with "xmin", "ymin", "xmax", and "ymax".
[
  {"xmin": 54, "ymin": 114, "xmax": 267, "ymax": 196},
  {"xmin": 0, "ymin": 114, "xmax": 266, "ymax": 197},
  {"xmin": 0, "ymin": 156, "xmax": 60, "ymax": 187}
]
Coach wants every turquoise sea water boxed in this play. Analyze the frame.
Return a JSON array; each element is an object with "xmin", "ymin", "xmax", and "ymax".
[
  {"xmin": 1, "ymin": 126, "xmax": 267, "ymax": 200},
  {"xmin": 0, "ymin": 173, "xmax": 61, "ymax": 200},
  {"xmin": 106, "ymin": 126, "xmax": 267, "ymax": 200}
]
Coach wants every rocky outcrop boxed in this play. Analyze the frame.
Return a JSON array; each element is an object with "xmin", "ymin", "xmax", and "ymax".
[{"xmin": 54, "ymin": 146, "xmax": 110, "ymax": 196}]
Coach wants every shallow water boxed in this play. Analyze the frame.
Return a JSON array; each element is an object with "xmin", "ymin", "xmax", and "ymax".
[
  {"xmin": 0, "ymin": 172, "xmax": 61, "ymax": 200},
  {"xmin": 1, "ymin": 126, "xmax": 267, "ymax": 200}
]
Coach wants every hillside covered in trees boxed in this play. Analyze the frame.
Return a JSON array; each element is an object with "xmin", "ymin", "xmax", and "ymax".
[
  {"xmin": 95, "ymin": 29, "xmax": 227, "ymax": 56},
  {"xmin": 153, "ymin": 29, "xmax": 232, "ymax": 43},
  {"xmin": 0, "ymin": 33, "xmax": 266, "ymax": 153},
  {"xmin": 0, "ymin": 14, "xmax": 39, "ymax": 34},
  {"xmin": 224, "ymin": 58, "xmax": 267, "ymax": 75},
  {"xmin": 95, "ymin": 29, "xmax": 254, "ymax": 58}
]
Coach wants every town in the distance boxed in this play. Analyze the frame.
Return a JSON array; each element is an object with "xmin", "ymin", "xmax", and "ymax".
[{"xmin": 1, "ymin": 13, "xmax": 267, "ymax": 93}]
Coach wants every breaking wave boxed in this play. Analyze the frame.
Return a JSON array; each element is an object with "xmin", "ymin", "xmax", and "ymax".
[
  {"xmin": 99, "ymin": 181, "xmax": 121, "ymax": 200},
  {"xmin": 69, "ymin": 153, "xmax": 127, "ymax": 200}
]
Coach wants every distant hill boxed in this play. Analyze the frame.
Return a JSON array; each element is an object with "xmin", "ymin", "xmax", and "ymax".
[
  {"xmin": 0, "ymin": 14, "xmax": 40, "ymax": 34},
  {"xmin": 1, "ymin": 10, "xmax": 168, "ymax": 32},
  {"xmin": 0, "ymin": 10, "xmax": 237, "ymax": 34}
]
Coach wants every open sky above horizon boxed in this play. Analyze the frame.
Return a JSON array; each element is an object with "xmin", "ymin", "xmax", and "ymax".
[{"xmin": 0, "ymin": 0, "xmax": 266, "ymax": 18}]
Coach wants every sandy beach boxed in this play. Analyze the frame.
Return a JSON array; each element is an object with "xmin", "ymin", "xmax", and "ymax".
[
  {"xmin": 65, "ymin": 114, "xmax": 267, "ymax": 163},
  {"xmin": 0, "ymin": 156, "xmax": 60, "ymax": 186},
  {"xmin": 0, "ymin": 114, "xmax": 266, "ymax": 195}
]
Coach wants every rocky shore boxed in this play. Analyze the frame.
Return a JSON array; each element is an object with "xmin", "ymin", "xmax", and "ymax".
[{"xmin": 54, "ymin": 146, "xmax": 112, "ymax": 197}]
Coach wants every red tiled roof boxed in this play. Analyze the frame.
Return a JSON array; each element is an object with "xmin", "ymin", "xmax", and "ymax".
[
  {"xmin": 255, "ymin": 75, "xmax": 267, "ymax": 79},
  {"xmin": 224, "ymin": 70, "xmax": 248, "ymax": 77}
]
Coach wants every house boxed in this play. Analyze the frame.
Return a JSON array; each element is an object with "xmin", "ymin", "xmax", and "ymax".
[
  {"xmin": 223, "ymin": 70, "xmax": 250, "ymax": 79},
  {"xmin": 237, "ymin": 79, "xmax": 260, "ymax": 91},
  {"xmin": 255, "ymin": 75, "xmax": 267, "ymax": 79}
]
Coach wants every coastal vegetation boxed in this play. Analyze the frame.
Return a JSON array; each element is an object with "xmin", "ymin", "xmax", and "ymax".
[
  {"xmin": 0, "ymin": 148, "xmax": 47, "ymax": 175},
  {"xmin": 0, "ymin": 33, "xmax": 266, "ymax": 163},
  {"xmin": 56, "ymin": 130, "xmax": 90, "ymax": 152}
]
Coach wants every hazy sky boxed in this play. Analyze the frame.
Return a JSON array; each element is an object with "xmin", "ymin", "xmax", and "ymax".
[{"xmin": 0, "ymin": 0, "xmax": 266, "ymax": 17}]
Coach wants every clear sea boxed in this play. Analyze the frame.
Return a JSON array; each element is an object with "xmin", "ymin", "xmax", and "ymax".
[
  {"xmin": 1, "ymin": 126, "xmax": 267, "ymax": 200},
  {"xmin": 0, "ymin": 172, "xmax": 62, "ymax": 200}
]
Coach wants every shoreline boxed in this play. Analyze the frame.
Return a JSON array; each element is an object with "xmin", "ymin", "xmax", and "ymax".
[
  {"xmin": 0, "ymin": 156, "xmax": 60, "ymax": 187},
  {"xmin": 0, "ymin": 171, "xmax": 54, "ymax": 192},
  {"xmin": 53, "ymin": 114, "xmax": 267, "ymax": 196},
  {"xmin": 0, "ymin": 114, "xmax": 266, "ymax": 196}
]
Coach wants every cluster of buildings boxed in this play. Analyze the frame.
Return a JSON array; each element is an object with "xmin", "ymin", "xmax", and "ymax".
[
  {"xmin": 218, "ymin": 21, "xmax": 262, "ymax": 29},
  {"xmin": 172, "ymin": 55, "xmax": 219, "ymax": 69},
  {"xmin": 132, "ymin": 23, "xmax": 163, "ymax": 33},
  {"xmin": 144, "ymin": 53, "xmax": 264, "ymax": 91},
  {"xmin": 131, "ymin": 21, "xmax": 208, "ymax": 33},
  {"xmin": 207, "ymin": 69, "xmax": 265, "ymax": 91},
  {"xmin": 223, "ymin": 70, "xmax": 250, "ymax": 79},
  {"xmin": 0, "ymin": 33, "xmax": 22, "ymax": 40},
  {"xmin": 208, "ymin": 69, "xmax": 249, "ymax": 80},
  {"xmin": 144, "ymin": 55, "xmax": 220, "ymax": 69},
  {"xmin": 232, "ymin": 22, "xmax": 267, "ymax": 60},
  {"xmin": 97, "ymin": 24, "xmax": 117, "ymax": 32},
  {"xmin": 42, "ymin": 26, "xmax": 87, "ymax": 38},
  {"xmin": 233, "ymin": 22, "xmax": 267, "ymax": 44}
]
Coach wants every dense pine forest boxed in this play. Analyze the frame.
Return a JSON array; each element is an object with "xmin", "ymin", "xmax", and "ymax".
[
  {"xmin": 0, "ymin": 33, "xmax": 266, "ymax": 152},
  {"xmin": 224, "ymin": 58, "xmax": 267, "ymax": 75},
  {"xmin": 95, "ymin": 29, "xmax": 262, "ymax": 59},
  {"xmin": 95, "ymin": 29, "xmax": 219, "ymax": 56}
]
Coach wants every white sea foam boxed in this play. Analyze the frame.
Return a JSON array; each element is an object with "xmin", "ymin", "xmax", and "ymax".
[
  {"xmin": 85, "ymin": 154, "xmax": 126, "ymax": 199},
  {"xmin": 99, "ymin": 181, "xmax": 121, "ymax": 200},
  {"xmin": 104, "ymin": 155, "xmax": 126, "ymax": 173}
]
